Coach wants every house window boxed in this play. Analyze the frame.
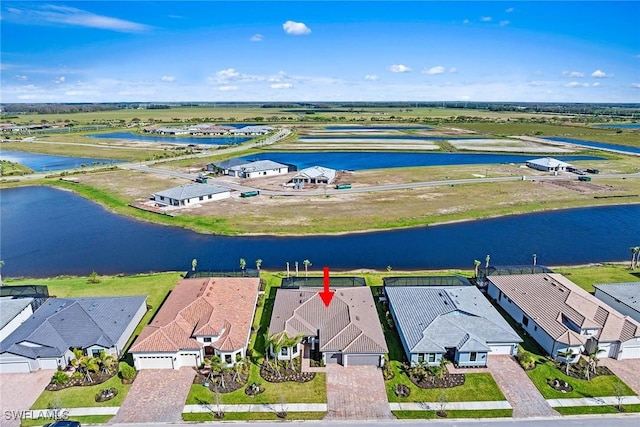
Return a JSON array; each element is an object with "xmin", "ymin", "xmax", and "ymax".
[
  {"xmin": 208, "ymin": 195, "xmax": 212, "ymax": 199},
  {"xmin": 281, "ymin": 347, "xmax": 288, "ymax": 356},
  {"xmin": 522, "ymin": 316, "xmax": 529, "ymax": 327},
  {"xmin": 428, "ymin": 353, "xmax": 436, "ymax": 363},
  {"xmin": 470, "ymin": 352, "xmax": 478, "ymax": 362},
  {"xmin": 225, "ymin": 354, "xmax": 232, "ymax": 364},
  {"xmin": 417, "ymin": 353, "xmax": 424, "ymax": 363},
  {"xmin": 92, "ymin": 349, "xmax": 102, "ymax": 358},
  {"xmin": 160, "ymin": 196, "xmax": 165, "ymax": 201},
  {"xmin": 534, "ymin": 326, "xmax": 538, "ymax": 331},
  {"xmin": 203, "ymin": 337, "xmax": 212, "ymax": 343},
  {"xmin": 199, "ymin": 196, "xmax": 204, "ymax": 201}
]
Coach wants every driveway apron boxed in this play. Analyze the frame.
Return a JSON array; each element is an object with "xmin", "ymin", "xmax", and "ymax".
[
  {"xmin": 601, "ymin": 358, "xmax": 640, "ymax": 395},
  {"xmin": 324, "ymin": 364, "xmax": 394, "ymax": 420},
  {"xmin": 487, "ymin": 355, "xmax": 559, "ymax": 418},
  {"xmin": 110, "ymin": 368, "xmax": 195, "ymax": 424},
  {"xmin": 0, "ymin": 370, "xmax": 54, "ymax": 427}
]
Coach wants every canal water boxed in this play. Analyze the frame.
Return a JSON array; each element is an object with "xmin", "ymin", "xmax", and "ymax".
[
  {"xmin": 1, "ymin": 186, "xmax": 637, "ymax": 278},
  {"xmin": 88, "ymin": 132, "xmax": 251, "ymax": 145},
  {"xmin": 0, "ymin": 150, "xmax": 121, "ymax": 172}
]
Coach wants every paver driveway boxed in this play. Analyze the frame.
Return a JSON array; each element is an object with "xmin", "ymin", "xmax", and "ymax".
[
  {"xmin": 110, "ymin": 368, "xmax": 195, "ymax": 424},
  {"xmin": 487, "ymin": 355, "xmax": 558, "ymax": 418},
  {"xmin": 0, "ymin": 370, "xmax": 54, "ymax": 427},
  {"xmin": 324, "ymin": 364, "xmax": 394, "ymax": 420},
  {"xmin": 601, "ymin": 358, "xmax": 640, "ymax": 395}
]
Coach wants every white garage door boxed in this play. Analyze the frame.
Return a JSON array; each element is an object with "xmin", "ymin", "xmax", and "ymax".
[
  {"xmin": 40, "ymin": 359, "xmax": 60, "ymax": 370},
  {"xmin": 346, "ymin": 354, "xmax": 380, "ymax": 366},
  {"xmin": 490, "ymin": 345, "xmax": 514, "ymax": 355},
  {"xmin": 177, "ymin": 353, "xmax": 198, "ymax": 368},
  {"xmin": 619, "ymin": 346, "xmax": 640, "ymax": 360},
  {"xmin": 0, "ymin": 362, "xmax": 31, "ymax": 373},
  {"xmin": 136, "ymin": 356, "xmax": 174, "ymax": 369}
]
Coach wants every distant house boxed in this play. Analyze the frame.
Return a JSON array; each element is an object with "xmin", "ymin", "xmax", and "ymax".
[
  {"xmin": 230, "ymin": 125, "xmax": 273, "ymax": 135},
  {"xmin": 0, "ymin": 297, "xmax": 35, "ymax": 342},
  {"xmin": 386, "ymin": 286, "xmax": 521, "ymax": 367},
  {"xmin": 151, "ymin": 183, "xmax": 231, "ymax": 207},
  {"xmin": 291, "ymin": 166, "xmax": 336, "ymax": 185},
  {"xmin": 594, "ymin": 283, "xmax": 640, "ymax": 323},
  {"xmin": 269, "ymin": 287, "xmax": 388, "ymax": 366},
  {"xmin": 130, "ymin": 277, "xmax": 260, "ymax": 369},
  {"xmin": 206, "ymin": 158, "xmax": 249, "ymax": 174},
  {"xmin": 525, "ymin": 157, "xmax": 573, "ymax": 172},
  {"xmin": 0, "ymin": 296, "xmax": 147, "ymax": 373},
  {"xmin": 487, "ymin": 274, "xmax": 640, "ymax": 361},
  {"xmin": 227, "ymin": 160, "xmax": 289, "ymax": 178}
]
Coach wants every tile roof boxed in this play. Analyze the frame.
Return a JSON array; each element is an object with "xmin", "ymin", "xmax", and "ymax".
[
  {"xmin": 0, "ymin": 297, "xmax": 33, "ymax": 329},
  {"xmin": 386, "ymin": 286, "xmax": 521, "ymax": 354},
  {"xmin": 153, "ymin": 184, "xmax": 230, "ymax": 201},
  {"xmin": 269, "ymin": 287, "xmax": 387, "ymax": 354},
  {"xmin": 488, "ymin": 274, "xmax": 640, "ymax": 345},
  {"xmin": 131, "ymin": 277, "xmax": 260, "ymax": 353},
  {"xmin": 0, "ymin": 296, "xmax": 147, "ymax": 359},
  {"xmin": 594, "ymin": 283, "xmax": 640, "ymax": 313}
]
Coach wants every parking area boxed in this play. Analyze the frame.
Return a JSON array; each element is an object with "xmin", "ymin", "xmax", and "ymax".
[{"xmin": 0, "ymin": 370, "xmax": 55, "ymax": 427}]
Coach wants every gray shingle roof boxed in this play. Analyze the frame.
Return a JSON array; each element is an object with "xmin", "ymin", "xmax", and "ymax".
[
  {"xmin": 386, "ymin": 286, "xmax": 521, "ymax": 354},
  {"xmin": 153, "ymin": 184, "xmax": 230, "ymax": 201},
  {"xmin": 594, "ymin": 283, "xmax": 640, "ymax": 313},
  {"xmin": 228, "ymin": 160, "xmax": 288, "ymax": 173},
  {"xmin": 0, "ymin": 296, "xmax": 146, "ymax": 359},
  {"xmin": 0, "ymin": 297, "xmax": 33, "ymax": 330},
  {"xmin": 526, "ymin": 157, "xmax": 572, "ymax": 168},
  {"xmin": 269, "ymin": 287, "xmax": 387, "ymax": 354},
  {"xmin": 293, "ymin": 166, "xmax": 336, "ymax": 181}
]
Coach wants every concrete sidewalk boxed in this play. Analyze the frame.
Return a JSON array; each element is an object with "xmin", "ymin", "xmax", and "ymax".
[
  {"xmin": 183, "ymin": 403, "xmax": 327, "ymax": 413},
  {"xmin": 548, "ymin": 395, "xmax": 640, "ymax": 408},
  {"xmin": 390, "ymin": 401, "xmax": 512, "ymax": 411}
]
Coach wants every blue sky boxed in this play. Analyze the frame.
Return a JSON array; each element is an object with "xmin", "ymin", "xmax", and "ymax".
[{"xmin": 1, "ymin": 1, "xmax": 639, "ymax": 103}]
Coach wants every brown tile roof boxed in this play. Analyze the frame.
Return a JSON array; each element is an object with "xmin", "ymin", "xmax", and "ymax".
[
  {"xmin": 489, "ymin": 273, "xmax": 640, "ymax": 345},
  {"xmin": 131, "ymin": 277, "xmax": 259, "ymax": 353},
  {"xmin": 269, "ymin": 287, "xmax": 388, "ymax": 354}
]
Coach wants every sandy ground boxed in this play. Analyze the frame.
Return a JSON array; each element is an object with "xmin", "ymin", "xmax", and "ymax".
[{"xmin": 449, "ymin": 138, "xmax": 575, "ymax": 153}]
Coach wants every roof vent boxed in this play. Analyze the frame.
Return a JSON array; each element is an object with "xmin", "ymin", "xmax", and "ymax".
[{"xmin": 355, "ymin": 316, "xmax": 360, "ymax": 321}]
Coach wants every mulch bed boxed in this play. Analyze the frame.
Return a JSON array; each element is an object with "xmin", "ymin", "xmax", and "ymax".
[
  {"xmin": 408, "ymin": 373, "xmax": 465, "ymax": 389},
  {"xmin": 556, "ymin": 362, "xmax": 614, "ymax": 380},
  {"xmin": 244, "ymin": 382, "xmax": 265, "ymax": 397},
  {"xmin": 547, "ymin": 378, "xmax": 573, "ymax": 393},
  {"xmin": 46, "ymin": 369, "xmax": 117, "ymax": 391},
  {"xmin": 95, "ymin": 387, "xmax": 118, "ymax": 402},
  {"xmin": 193, "ymin": 371, "xmax": 249, "ymax": 394},
  {"xmin": 393, "ymin": 384, "xmax": 411, "ymax": 398},
  {"xmin": 259, "ymin": 361, "xmax": 315, "ymax": 383}
]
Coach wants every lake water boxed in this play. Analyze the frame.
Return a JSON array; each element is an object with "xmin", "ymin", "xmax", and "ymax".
[
  {"xmin": 324, "ymin": 125, "xmax": 433, "ymax": 130},
  {"xmin": 238, "ymin": 152, "xmax": 602, "ymax": 171},
  {"xmin": 593, "ymin": 124, "xmax": 640, "ymax": 130},
  {"xmin": 89, "ymin": 132, "xmax": 252, "ymax": 145},
  {"xmin": 546, "ymin": 137, "xmax": 640, "ymax": 155},
  {"xmin": 0, "ymin": 150, "xmax": 121, "ymax": 172},
  {"xmin": 1, "ymin": 186, "xmax": 637, "ymax": 278}
]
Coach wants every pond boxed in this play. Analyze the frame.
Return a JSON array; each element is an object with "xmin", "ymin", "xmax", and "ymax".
[
  {"xmin": 545, "ymin": 137, "xmax": 640, "ymax": 155},
  {"xmin": 1, "ymin": 186, "xmax": 637, "ymax": 278},
  {"xmin": 88, "ymin": 132, "xmax": 252, "ymax": 146},
  {"xmin": 238, "ymin": 152, "xmax": 602, "ymax": 171},
  {"xmin": 0, "ymin": 150, "xmax": 121, "ymax": 172},
  {"xmin": 593, "ymin": 124, "xmax": 640, "ymax": 130}
]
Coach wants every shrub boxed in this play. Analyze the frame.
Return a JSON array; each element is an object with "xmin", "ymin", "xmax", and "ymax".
[
  {"xmin": 51, "ymin": 370, "xmax": 69, "ymax": 385},
  {"xmin": 517, "ymin": 350, "xmax": 537, "ymax": 370},
  {"xmin": 119, "ymin": 361, "xmax": 136, "ymax": 381}
]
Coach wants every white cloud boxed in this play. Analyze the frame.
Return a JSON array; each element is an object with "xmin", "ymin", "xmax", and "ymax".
[
  {"xmin": 423, "ymin": 66, "xmax": 446, "ymax": 75},
  {"xmin": 505, "ymin": 7, "xmax": 515, "ymax": 13},
  {"xmin": 463, "ymin": 19, "xmax": 470, "ymax": 24},
  {"xmin": 283, "ymin": 21, "xmax": 311, "ymax": 35},
  {"xmin": 591, "ymin": 69, "xmax": 610, "ymax": 78},
  {"xmin": 565, "ymin": 81, "xmax": 589, "ymax": 88},
  {"xmin": 161, "ymin": 76, "xmax": 176, "ymax": 82},
  {"xmin": 389, "ymin": 64, "xmax": 411, "ymax": 73},
  {"xmin": 212, "ymin": 68, "xmax": 242, "ymax": 83},
  {"xmin": 217, "ymin": 85, "xmax": 238, "ymax": 91},
  {"xmin": 271, "ymin": 83, "xmax": 293, "ymax": 89},
  {"xmin": 449, "ymin": 67, "xmax": 458, "ymax": 74},
  {"xmin": 54, "ymin": 76, "xmax": 65, "ymax": 84},
  {"xmin": 499, "ymin": 20, "xmax": 510, "ymax": 27},
  {"xmin": 481, "ymin": 16, "xmax": 492, "ymax": 22},
  {"xmin": 250, "ymin": 34, "xmax": 263, "ymax": 42},
  {"xmin": 632, "ymin": 83, "xmax": 640, "ymax": 88},
  {"xmin": 592, "ymin": 82, "xmax": 601, "ymax": 87},
  {"xmin": 16, "ymin": 75, "xmax": 28, "ymax": 81},
  {"xmin": 7, "ymin": 5, "xmax": 152, "ymax": 33},
  {"xmin": 364, "ymin": 74, "xmax": 379, "ymax": 81},
  {"xmin": 562, "ymin": 71, "xmax": 585, "ymax": 78}
]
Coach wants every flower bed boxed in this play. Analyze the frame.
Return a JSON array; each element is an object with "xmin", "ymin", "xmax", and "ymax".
[
  {"xmin": 46, "ymin": 369, "xmax": 117, "ymax": 391},
  {"xmin": 408, "ymin": 373, "xmax": 465, "ymax": 389},
  {"xmin": 259, "ymin": 361, "xmax": 315, "ymax": 383},
  {"xmin": 194, "ymin": 371, "xmax": 249, "ymax": 394},
  {"xmin": 547, "ymin": 378, "xmax": 573, "ymax": 393}
]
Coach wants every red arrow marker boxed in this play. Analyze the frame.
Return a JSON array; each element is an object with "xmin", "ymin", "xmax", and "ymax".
[{"xmin": 319, "ymin": 266, "xmax": 335, "ymax": 307}]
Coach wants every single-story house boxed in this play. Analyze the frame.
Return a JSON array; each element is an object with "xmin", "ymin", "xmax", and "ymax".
[
  {"xmin": 268, "ymin": 287, "xmax": 388, "ymax": 367},
  {"xmin": 386, "ymin": 286, "xmax": 521, "ymax": 367},
  {"xmin": 487, "ymin": 273, "xmax": 640, "ymax": 361},
  {"xmin": 525, "ymin": 157, "xmax": 573, "ymax": 172},
  {"xmin": 230, "ymin": 125, "xmax": 273, "ymax": 135},
  {"xmin": 0, "ymin": 297, "xmax": 34, "ymax": 342},
  {"xmin": 151, "ymin": 183, "xmax": 231, "ymax": 207},
  {"xmin": 206, "ymin": 158, "xmax": 249, "ymax": 174},
  {"xmin": 0, "ymin": 296, "xmax": 147, "ymax": 373},
  {"xmin": 594, "ymin": 283, "xmax": 640, "ymax": 323},
  {"xmin": 130, "ymin": 277, "xmax": 260, "ymax": 370},
  {"xmin": 227, "ymin": 160, "xmax": 289, "ymax": 178},
  {"xmin": 291, "ymin": 166, "xmax": 336, "ymax": 185}
]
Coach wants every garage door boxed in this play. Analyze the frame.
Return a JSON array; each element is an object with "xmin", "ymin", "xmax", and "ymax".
[
  {"xmin": 619, "ymin": 346, "xmax": 640, "ymax": 360},
  {"xmin": 0, "ymin": 362, "xmax": 31, "ymax": 373},
  {"xmin": 136, "ymin": 356, "xmax": 174, "ymax": 369},
  {"xmin": 346, "ymin": 354, "xmax": 381, "ymax": 366},
  {"xmin": 177, "ymin": 353, "xmax": 198, "ymax": 368},
  {"xmin": 325, "ymin": 353, "xmax": 342, "ymax": 364},
  {"xmin": 489, "ymin": 345, "xmax": 514, "ymax": 355},
  {"xmin": 40, "ymin": 359, "xmax": 60, "ymax": 370}
]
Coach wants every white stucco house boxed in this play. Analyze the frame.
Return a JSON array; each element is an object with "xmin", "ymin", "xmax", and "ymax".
[
  {"xmin": 130, "ymin": 277, "xmax": 260, "ymax": 370},
  {"xmin": 227, "ymin": 160, "xmax": 289, "ymax": 178},
  {"xmin": 151, "ymin": 183, "xmax": 231, "ymax": 208},
  {"xmin": 291, "ymin": 166, "xmax": 336, "ymax": 185},
  {"xmin": 487, "ymin": 273, "xmax": 640, "ymax": 361},
  {"xmin": 525, "ymin": 157, "xmax": 573, "ymax": 172}
]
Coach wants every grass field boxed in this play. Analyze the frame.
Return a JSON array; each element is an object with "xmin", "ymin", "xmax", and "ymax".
[
  {"xmin": 0, "ymin": 160, "xmax": 34, "ymax": 176},
  {"xmin": 182, "ymin": 411, "xmax": 326, "ymax": 421}
]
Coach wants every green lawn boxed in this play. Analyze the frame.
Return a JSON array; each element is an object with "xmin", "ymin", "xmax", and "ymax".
[
  {"xmin": 552, "ymin": 263, "xmax": 640, "ymax": 293},
  {"xmin": 31, "ymin": 375, "xmax": 131, "ymax": 409},
  {"xmin": 182, "ymin": 411, "xmax": 326, "ymax": 421},
  {"xmin": 526, "ymin": 362, "xmax": 635, "ymax": 399},
  {"xmin": 21, "ymin": 415, "xmax": 113, "ymax": 427},
  {"xmin": 554, "ymin": 404, "xmax": 640, "ymax": 415},
  {"xmin": 186, "ymin": 363, "xmax": 326, "ymax": 405},
  {"xmin": 392, "ymin": 409, "xmax": 513, "ymax": 419}
]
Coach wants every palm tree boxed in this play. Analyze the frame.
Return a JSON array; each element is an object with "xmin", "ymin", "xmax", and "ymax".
[
  {"xmin": 239, "ymin": 258, "xmax": 246, "ymax": 275},
  {"xmin": 255, "ymin": 259, "xmax": 262, "ymax": 272},
  {"xmin": 282, "ymin": 332, "xmax": 304, "ymax": 370},
  {"xmin": 473, "ymin": 260, "xmax": 481, "ymax": 278},
  {"xmin": 557, "ymin": 348, "xmax": 575, "ymax": 375},
  {"xmin": 97, "ymin": 351, "xmax": 117, "ymax": 375},
  {"xmin": 191, "ymin": 258, "xmax": 198, "ymax": 272},
  {"xmin": 210, "ymin": 355, "xmax": 227, "ymax": 389},
  {"xmin": 532, "ymin": 253, "xmax": 537, "ymax": 266},
  {"xmin": 303, "ymin": 260, "xmax": 312, "ymax": 277},
  {"xmin": 588, "ymin": 346, "xmax": 605, "ymax": 374},
  {"xmin": 294, "ymin": 261, "xmax": 299, "ymax": 277},
  {"xmin": 0, "ymin": 260, "xmax": 4, "ymax": 285},
  {"xmin": 630, "ymin": 247, "xmax": 640, "ymax": 270}
]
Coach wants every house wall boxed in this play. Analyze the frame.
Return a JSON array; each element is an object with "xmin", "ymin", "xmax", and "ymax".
[
  {"xmin": 114, "ymin": 299, "xmax": 148, "ymax": 356},
  {"xmin": 456, "ymin": 351, "xmax": 488, "ymax": 367},
  {"xmin": 86, "ymin": 345, "xmax": 117, "ymax": 358},
  {"xmin": 153, "ymin": 191, "xmax": 230, "ymax": 207},
  {"xmin": 271, "ymin": 343, "xmax": 301, "ymax": 361},
  {"xmin": 594, "ymin": 289, "xmax": 640, "ymax": 323},
  {"xmin": 0, "ymin": 305, "xmax": 33, "ymax": 342},
  {"xmin": 409, "ymin": 352, "xmax": 443, "ymax": 367},
  {"xmin": 244, "ymin": 168, "xmax": 288, "ymax": 179},
  {"xmin": 619, "ymin": 337, "xmax": 640, "ymax": 359}
]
